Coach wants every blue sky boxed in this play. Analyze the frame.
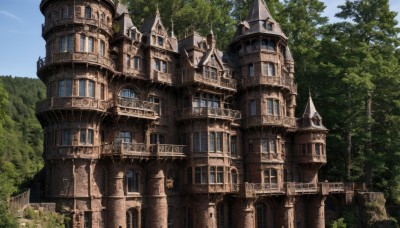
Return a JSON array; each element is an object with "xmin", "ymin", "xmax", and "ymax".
[{"xmin": 0, "ymin": 0, "xmax": 399, "ymax": 78}]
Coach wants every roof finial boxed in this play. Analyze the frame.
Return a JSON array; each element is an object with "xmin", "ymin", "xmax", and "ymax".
[
  {"xmin": 156, "ymin": 2, "xmax": 160, "ymax": 15},
  {"xmin": 171, "ymin": 19, "xmax": 175, "ymax": 38}
]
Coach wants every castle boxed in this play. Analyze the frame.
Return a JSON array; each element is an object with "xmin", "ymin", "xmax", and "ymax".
[{"xmin": 35, "ymin": 0, "xmax": 337, "ymax": 227}]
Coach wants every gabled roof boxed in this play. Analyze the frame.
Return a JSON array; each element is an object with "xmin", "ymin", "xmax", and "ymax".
[
  {"xmin": 140, "ymin": 10, "xmax": 164, "ymax": 36},
  {"xmin": 303, "ymin": 95, "xmax": 320, "ymax": 119},
  {"xmin": 298, "ymin": 94, "xmax": 328, "ymax": 131},
  {"xmin": 199, "ymin": 49, "xmax": 224, "ymax": 70}
]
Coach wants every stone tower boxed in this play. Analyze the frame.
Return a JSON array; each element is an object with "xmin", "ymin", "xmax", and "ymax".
[{"xmin": 36, "ymin": 0, "xmax": 337, "ymax": 227}]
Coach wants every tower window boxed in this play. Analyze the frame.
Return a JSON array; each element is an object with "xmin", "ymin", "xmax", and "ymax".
[
  {"xmin": 126, "ymin": 170, "xmax": 139, "ymax": 192},
  {"xmin": 263, "ymin": 62, "xmax": 275, "ymax": 76},
  {"xmin": 158, "ymin": 36, "xmax": 164, "ymax": 46},
  {"xmin": 248, "ymin": 63, "xmax": 254, "ymax": 77},
  {"xmin": 263, "ymin": 169, "xmax": 277, "ymax": 185},
  {"xmin": 249, "ymin": 99, "xmax": 256, "ymax": 116},
  {"xmin": 78, "ymin": 79, "xmax": 95, "ymax": 97},
  {"xmin": 80, "ymin": 129, "xmax": 94, "ymax": 145},
  {"xmin": 266, "ymin": 99, "xmax": 280, "ymax": 116},
  {"xmin": 58, "ymin": 79, "xmax": 72, "ymax": 97},
  {"xmin": 59, "ymin": 35, "xmax": 73, "ymax": 53},
  {"xmin": 99, "ymin": 40, "xmax": 105, "ymax": 56},
  {"xmin": 84, "ymin": 212, "xmax": 92, "ymax": 228},
  {"xmin": 85, "ymin": 6, "xmax": 92, "ymax": 19}
]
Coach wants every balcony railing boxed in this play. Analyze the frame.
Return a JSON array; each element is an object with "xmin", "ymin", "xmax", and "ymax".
[
  {"xmin": 36, "ymin": 97, "xmax": 108, "ymax": 114},
  {"xmin": 111, "ymin": 97, "xmax": 159, "ymax": 119},
  {"xmin": 180, "ymin": 72, "xmax": 237, "ymax": 91},
  {"xmin": 153, "ymin": 71, "xmax": 174, "ymax": 85},
  {"xmin": 44, "ymin": 146, "xmax": 100, "ymax": 160},
  {"xmin": 101, "ymin": 142, "xmax": 186, "ymax": 158},
  {"xmin": 123, "ymin": 66, "xmax": 147, "ymax": 80},
  {"xmin": 186, "ymin": 184, "xmax": 239, "ymax": 193},
  {"xmin": 245, "ymin": 115, "xmax": 296, "ymax": 128},
  {"xmin": 297, "ymin": 155, "xmax": 327, "ymax": 164},
  {"xmin": 175, "ymin": 107, "xmax": 241, "ymax": 121},
  {"xmin": 42, "ymin": 17, "xmax": 112, "ymax": 35},
  {"xmin": 37, "ymin": 52, "xmax": 115, "ymax": 72},
  {"xmin": 241, "ymin": 75, "xmax": 297, "ymax": 93}
]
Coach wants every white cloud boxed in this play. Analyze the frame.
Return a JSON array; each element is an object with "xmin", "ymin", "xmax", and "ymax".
[{"xmin": 0, "ymin": 10, "xmax": 23, "ymax": 24}]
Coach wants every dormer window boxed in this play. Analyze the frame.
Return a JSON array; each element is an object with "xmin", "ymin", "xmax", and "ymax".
[
  {"xmin": 85, "ymin": 5, "xmax": 92, "ymax": 19},
  {"xmin": 313, "ymin": 117, "xmax": 321, "ymax": 126},
  {"xmin": 158, "ymin": 36, "xmax": 164, "ymax": 46},
  {"xmin": 131, "ymin": 30, "xmax": 136, "ymax": 40},
  {"xmin": 267, "ymin": 22, "xmax": 273, "ymax": 31}
]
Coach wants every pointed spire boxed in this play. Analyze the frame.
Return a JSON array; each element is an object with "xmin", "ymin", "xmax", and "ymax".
[
  {"xmin": 171, "ymin": 19, "xmax": 176, "ymax": 38},
  {"xmin": 156, "ymin": 3, "xmax": 160, "ymax": 17},
  {"xmin": 247, "ymin": 0, "xmax": 273, "ymax": 22},
  {"xmin": 303, "ymin": 93, "xmax": 318, "ymax": 119}
]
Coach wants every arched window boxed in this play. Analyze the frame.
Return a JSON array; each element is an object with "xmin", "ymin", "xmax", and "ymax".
[
  {"xmin": 126, "ymin": 170, "xmax": 139, "ymax": 192},
  {"xmin": 126, "ymin": 208, "xmax": 138, "ymax": 228},
  {"xmin": 85, "ymin": 5, "xmax": 92, "ymax": 19},
  {"xmin": 120, "ymin": 88, "xmax": 139, "ymax": 99}
]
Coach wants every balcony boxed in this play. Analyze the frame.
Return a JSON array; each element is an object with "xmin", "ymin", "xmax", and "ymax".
[
  {"xmin": 241, "ymin": 75, "xmax": 297, "ymax": 94},
  {"xmin": 153, "ymin": 71, "xmax": 174, "ymax": 85},
  {"xmin": 245, "ymin": 115, "xmax": 296, "ymax": 128},
  {"xmin": 179, "ymin": 72, "xmax": 237, "ymax": 91},
  {"xmin": 122, "ymin": 66, "xmax": 147, "ymax": 80},
  {"xmin": 44, "ymin": 145, "xmax": 100, "ymax": 160},
  {"xmin": 186, "ymin": 184, "xmax": 239, "ymax": 193},
  {"xmin": 175, "ymin": 107, "xmax": 241, "ymax": 121},
  {"xmin": 110, "ymin": 97, "xmax": 159, "ymax": 120},
  {"xmin": 41, "ymin": 17, "xmax": 112, "ymax": 35},
  {"xmin": 101, "ymin": 142, "xmax": 186, "ymax": 159},
  {"xmin": 36, "ymin": 97, "xmax": 108, "ymax": 114},
  {"xmin": 297, "ymin": 154, "xmax": 327, "ymax": 164},
  {"xmin": 37, "ymin": 52, "xmax": 115, "ymax": 73}
]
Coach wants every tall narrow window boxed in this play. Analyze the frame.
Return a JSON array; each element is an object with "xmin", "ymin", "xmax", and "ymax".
[
  {"xmin": 126, "ymin": 54, "xmax": 131, "ymax": 67},
  {"xmin": 231, "ymin": 170, "xmax": 237, "ymax": 184},
  {"xmin": 127, "ymin": 170, "xmax": 139, "ymax": 192},
  {"xmin": 134, "ymin": 57, "xmax": 140, "ymax": 70},
  {"xmin": 209, "ymin": 132, "xmax": 216, "ymax": 152},
  {"xmin": 217, "ymin": 167, "xmax": 223, "ymax": 183},
  {"xmin": 273, "ymin": 100, "xmax": 279, "ymax": 115},
  {"xmin": 84, "ymin": 212, "xmax": 92, "ymax": 228},
  {"xmin": 249, "ymin": 99, "xmax": 256, "ymax": 116},
  {"xmin": 79, "ymin": 79, "xmax": 86, "ymax": 97},
  {"xmin": 201, "ymin": 131, "xmax": 207, "ymax": 152},
  {"xmin": 58, "ymin": 79, "xmax": 72, "ymax": 97},
  {"xmin": 59, "ymin": 36, "xmax": 73, "ymax": 53},
  {"xmin": 248, "ymin": 63, "xmax": 254, "ymax": 77},
  {"xmin": 62, "ymin": 129, "xmax": 73, "ymax": 145},
  {"xmin": 80, "ymin": 129, "xmax": 93, "ymax": 145},
  {"xmin": 168, "ymin": 206, "xmax": 173, "ymax": 228},
  {"xmin": 80, "ymin": 35, "xmax": 85, "ymax": 52},
  {"xmin": 315, "ymin": 143, "xmax": 321, "ymax": 155},
  {"xmin": 261, "ymin": 139, "xmax": 269, "ymax": 153},
  {"xmin": 158, "ymin": 36, "xmax": 164, "ymax": 46},
  {"xmin": 267, "ymin": 99, "xmax": 273, "ymax": 115},
  {"xmin": 210, "ymin": 167, "xmax": 216, "ymax": 183},
  {"xmin": 88, "ymin": 37, "xmax": 94, "ymax": 53},
  {"xmin": 100, "ymin": 84, "xmax": 105, "ymax": 100},
  {"xmin": 85, "ymin": 5, "xmax": 92, "ymax": 19},
  {"xmin": 162, "ymin": 61, "xmax": 167, "ymax": 73},
  {"xmin": 154, "ymin": 59, "xmax": 161, "ymax": 71},
  {"xmin": 256, "ymin": 204, "xmax": 266, "ymax": 228},
  {"xmin": 126, "ymin": 209, "xmax": 138, "ymax": 228},
  {"xmin": 99, "ymin": 40, "xmax": 105, "ymax": 56},
  {"xmin": 230, "ymin": 136, "xmax": 237, "ymax": 155},
  {"xmin": 270, "ymin": 139, "xmax": 276, "ymax": 153},
  {"xmin": 88, "ymin": 80, "xmax": 95, "ymax": 97},
  {"xmin": 216, "ymin": 132, "xmax": 223, "ymax": 152}
]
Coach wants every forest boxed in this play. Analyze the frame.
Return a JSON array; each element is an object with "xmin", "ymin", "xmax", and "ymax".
[{"xmin": 0, "ymin": 0, "xmax": 399, "ymax": 226}]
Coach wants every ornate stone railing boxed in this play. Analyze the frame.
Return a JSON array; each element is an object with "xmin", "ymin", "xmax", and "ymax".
[
  {"xmin": 294, "ymin": 182, "xmax": 318, "ymax": 193},
  {"xmin": 180, "ymin": 72, "xmax": 237, "ymax": 91},
  {"xmin": 37, "ymin": 52, "xmax": 115, "ymax": 72},
  {"xmin": 241, "ymin": 75, "xmax": 297, "ymax": 93},
  {"xmin": 245, "ymin": 115, "xmax": 296, "ymax": 128},
  {"xmin": 45, "ymin": 146, "xmax": 100, "ymax": 160},
  {"xmin": 42, "ymin": 17, "xmax": 112, "ymax": 35},
  {"xmin": 297, "ymin": 155, "xmax": 327, "ymax": 164},
  {"xmin": 112, "ymin": 97, "xmax": 159, "ymax": 119},
  {"xmin": 123, "ymin": 67, "xmax": 147, "ymax": 80},
  {"xmin": 175, "ymin": 107, "xmax": 241, "ymax": 121},
  {"xmin": 101, "ymin": 142, "xmax": 186, "ymax": 158},
  {"xmin": 153, "ymin": 71, "xmax": 174, "ymax": 85},
  {"xmin": 186, "ymin": 184, "xmax": 238, "ymax": 193},
  {"xmin": 36, "ymin": 97, "xmax": 108, "ymax": 114}
]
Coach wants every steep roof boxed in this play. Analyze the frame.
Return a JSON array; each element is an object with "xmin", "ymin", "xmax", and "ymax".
[
  {"xmin": 298, "ymin": 95, "xmax": 328, "ymax": 131},
  {"xmin": 247, "ymin": 0, "xmax": 272, "ymax": 22}
]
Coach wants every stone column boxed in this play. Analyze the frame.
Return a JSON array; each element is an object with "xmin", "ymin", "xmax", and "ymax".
[
  {"xmin": 308, "ymin": 195, "xmax": 327, "ymax": 228},
  {"xmin": 146, "ymin": 162, "xmax": 167, "ymax": 228},
  {"xmin": 107, "ymin": 164, "xmax": 126, "ymax": 228},
  {"xmin": 283, "ymin": 196, "xmax": 295, "ymax": 228},
  {"xmin": 194, "ymin": 201, "xmax": 216, "ymax": 228},
  {"xmin": 237, "ymin": 199, "xmax": 255, "ymax": 228}
]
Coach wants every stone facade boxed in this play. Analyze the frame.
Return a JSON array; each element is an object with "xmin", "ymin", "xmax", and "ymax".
[{"xmin": 36, "ymin": 0, "xmax": 340, "ymax": 227}]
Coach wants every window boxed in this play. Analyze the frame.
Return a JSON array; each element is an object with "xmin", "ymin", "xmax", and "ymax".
[
  {"xmin": 85, "ymin": 5, "xmax": 92, "ymax": 19},
  {"xmin": 208, "ymin": 132, "xmax": 223, "ymax": 153},
  {"xmin": 217, "ymin": 167, "xmax": 224, "ymax": 183},
  {"xmin": 126, "ymin": 208, "xmax": 138, "ymax": 228},
  {"xmin": 251, "ymin": 39, "xmax": 259, "ymax": 50},
  {"xmin": 268, "ymin": 40, "xmax": 276, "ymax": 50},
  {"xmin": 263, "ymin": 63, "xmax": 275, "ymax": 76},
  {"xmin": 101, "ymin": 209, "xmax": 106, "ymax": 228},
  {"xmin": 99, "ymin": 12, "xmax": 105, "ymax": 24},
  {"xmin": 162, "ymin": 61, "xmax": 167, "ymax": 73},
  {"xmin": 231, "ymin": 170, "xmax": 237, "ymax": 184},
  {"xmin": 256, "ymin": 204, "xmax": 267, "ymax": 228},
  {"xmin": 249, "ymin": 99, "xmax": 256, "ymax": 116},
  {"xmin": 148, "ymin": 96, "xmax": 164, "ymax": 115},
  {"xmin": 315, "ymin": 143, "xmax": 322, "ymax": 155},
  {"xmin": 100, "ymin": 84, "xmax": 105, "ymax": 100},
  {"xmin": 168, "ymin": 206, "xmax": 173, "ymax": 228},
  {"xmin": 150, "ymin": 134, "xmax": 165, "ymax": 144},
  {"xmin": 154, "ymin": 59, "xmax": 161, "ymax": 71},
  {"xmin": 80, "ymin": 129, "xmax": 94, "ymax": 145},
  {"xmin": 158, "ymin": 36, "xmax": 164, "ymax": 46},
  {"xmin": 267, "ymin": 22, "xmax": 273, "ymax": 31},
  {"xmin": 193, "ymin": 131, "xmax": 207, "ymax": 152},
  {"xmin": 79, "ymin": 79, "xmax": 95, "ymax": 97},
  {"xmin": 210, "ymin": 167, "xmax": 224, "ymax": 184},
  {"xmin": 266, "ymin": 99, "xmax": 279, "ymax": 116},
  {"xmin": 61, "ymin": 7, "xmax": 69, "ymax": 18},
  {"xmin": 134, "ymin": 57, "xmax": 140, "ymax": 70},
  {"xmin": 193, "ymin": 93, "xmax": 220, "ymax": 108},
  {"xmin": 248, "ymin": 63, "xmax": 254, "ymax": 77},
  {"xmin": 210, "ymin": 167, "xmax": 216, "ymax": 183},
  {"xmin": 84, "ymin": 212, "xmax": 92, "ymax": 228},
  {"xmin": 80, "ymin": 35, "xmax": 94, "ymax": 52},
  {"xmin": 261, "ymin": 138, "xmax": 277, "ymax": 154},
  {"xmin": 264, "ymin": 169, "xmax": 277, "ymax": 185},
  {"xmin": 261, "ymin": 38, "xmax": 276, "ymax": 51},
  {"xmin": 59, "ymin": 35, "xmax": 73, "ymax": 53},
  {"xmin": 194, "ymin": 167, "xmax": 208, "ymax": 184},
  {"xmin": 126, "ymin": 170, "xmax": 139, "ymax": 192},
  {"xmin": 230, "ymin": 136, "xmax": 237, "ymax": 156},
  {"xmin": 217, "ymin": 204, "xmax": 225, "ymax": 228},
  {"xmin": 120, "ymin": 88, "xmax": 138, "ymax": 99},
  {"xmin": 58, "ymin": 79, "xmax": 72, "ymax": 97},
  {"xmin": 62, "ymin": 129, "xmax": 73, "ymax": 145},
  {"xmin": 99, "ymin": 40, "xmax": 105, "ymax": 56},
  {"xmin": 119, "ymin": 131, "xmax": 132, "ymax": 143},
  {"xmin": 131, "ymin": 30, "xmax": 136, "ymax": 40}
]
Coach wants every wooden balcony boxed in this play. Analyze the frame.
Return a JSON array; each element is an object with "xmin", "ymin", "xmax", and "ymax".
[
  {"xmin": 37, "ymin": 52, "xmax": 115, "ymax": 73},
  {"xmin": 175, "ymin": 107, "xmax": 241, "ymax": 121},
  {"xmin": 245, "ymin": 115, "xmax": 296, "ymax": 128},
  {"xmin": 241, "ymin": 75, "xmax": 297, "ymax": 94},
  {"xmin": 41, "ymin": 17, "xmax": 112, "ymax": 36},
  {"xmin": 110, "ymin": 97, "xmax": 159, "ymax": 120},
  {"xmin": 179, "ymin": 72, "xmax": 237, "ymax": 92},
  {"xmin": 297, "ymin": 154, "xmax": 327, "ymax": 164},
  {"xmin": 186, "ymin": 184, "xmax": 239, "ymax": 193},
  {"xmin": 36, "ymin": 97, "xmax": 108, "ymax": 114},
  {"xmin": 153, "ymin": 71, "xmax": 174, "ymax": 85},
  {"xmin": 100, "ymin": 142, "xmax": 186, "ymax": 159}
]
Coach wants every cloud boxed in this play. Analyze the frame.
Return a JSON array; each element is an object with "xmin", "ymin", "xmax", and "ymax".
[{"xmin": 0, "ymin": 10, "xmax": 23, "ymax": 24}]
